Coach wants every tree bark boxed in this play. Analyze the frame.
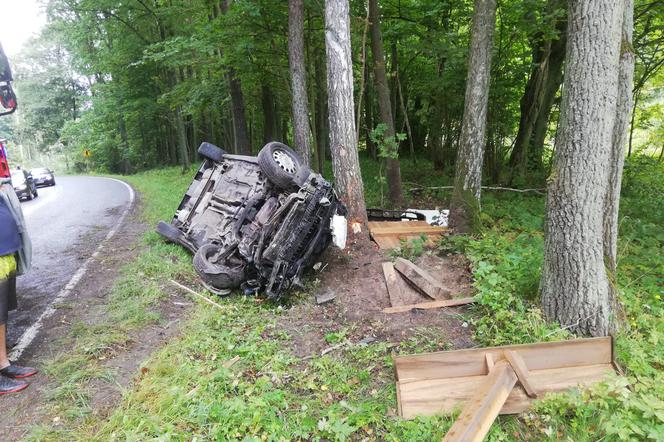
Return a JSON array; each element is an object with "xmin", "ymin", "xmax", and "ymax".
[
  {"xmin": 604, "ymin": 0, "xmax": 635, "ymax": 275},
  {"xmin": 541, "ymin": 0, "xmax": 623, "ymax": 337},
  {"xmin": 368, "ymin": 0, "xmax": 404, "ymax": 206},
  {"xmin": 449, "ymin": 0, "xmax": 497, "ymax": 231},
  {"xmin": 325, "ymin": 0, "xmax": 369, "ymax": 233},
  {"xmin": 288, "ymin": 0, "xmax": 312, "ymax": 165}
]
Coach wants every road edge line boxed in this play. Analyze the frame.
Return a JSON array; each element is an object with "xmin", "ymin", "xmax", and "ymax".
[{"xmin": 10, "ymin": 178, "xmax": 136, "ymax": 360}]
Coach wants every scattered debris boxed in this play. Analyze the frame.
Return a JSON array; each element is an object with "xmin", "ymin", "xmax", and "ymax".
[
  {"xmin": 368, "ymin": 220, "xmax": 447, "ymax": 249},
  {"xmin": 382, "ymin": 297, "xmax": 475, "ymax": 314},
  {"xmin": 169, "ymin": 279, "xmax": 228, "ymax": 312},
  {"xmin": 394, "ymin": 257, "xmax": 451, "ymax": 300},
  {"xmin": 315, "ymin": 289, "xmax": 336, "ymax": 305},
  {"xmin": 393, "ymin": 337, "xmax": 617, "ymax": 441}
]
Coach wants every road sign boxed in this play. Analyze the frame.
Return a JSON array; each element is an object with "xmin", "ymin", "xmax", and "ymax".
[{"xmin": 83, "ymin": 149, "xmax": 91, "ymax": 158}]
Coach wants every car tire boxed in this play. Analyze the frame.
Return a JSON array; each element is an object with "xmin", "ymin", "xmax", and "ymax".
[
  {"xmin": 198, "ymin": 142, "xmax": 226, "ymax": 163},
  {"xmin": 156, "ymin": 221, "xmax": 184, "ymax": 243},
  {"xmin": 258, "ymin": 142, "xmax": 309, "ymax": 190},
  {"xmin": 193, "ymin": 243, "xmax": 246, "ymax": 291}
]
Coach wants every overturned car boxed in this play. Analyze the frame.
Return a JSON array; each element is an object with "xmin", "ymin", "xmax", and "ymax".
[{"xmin": 157, "ymin": 142, "xmax": 346, "ymax": 298}]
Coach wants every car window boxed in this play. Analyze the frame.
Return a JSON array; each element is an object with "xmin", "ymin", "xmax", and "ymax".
[{"xmin": 33, "ymin": 167, "xmax": 49, "ymax": 174}]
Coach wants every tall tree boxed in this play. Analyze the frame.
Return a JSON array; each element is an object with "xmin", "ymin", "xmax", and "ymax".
[
  {"xmin": 449, "ymin": 0, "xmax": 497, "ymax": 230},
  {"xmin": 325, "ymin": 0, "xmax": 368, "ymax": 233},
  {"xmin": 605, "ymin": 0, "xmax": 635, "ymax": 275},
  {"xmin": 368, "ymin": 0, "xmax": 404, "ymax": 206},
  {"xmin": 220, "ymin": 0, "xmax": 251, "ymax": 155},
  {"xmin": 540, "ymin": 0, "xmax": 624, "ymax": 336},
  {"xmin": 508, "ymin": 0, "xmax": 567, "ymax": 183},
  {"xmin": 288, "ymin": 0, "xmax": 312, "ymax": 165}
]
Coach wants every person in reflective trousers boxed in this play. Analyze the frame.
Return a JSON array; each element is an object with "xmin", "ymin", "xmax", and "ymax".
[{"xmin": 0, "ymin": 177, "xmax": 37, "ymax": 394}]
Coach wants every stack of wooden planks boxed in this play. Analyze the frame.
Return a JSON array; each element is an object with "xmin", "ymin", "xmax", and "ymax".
[
  {"xmin": 369, "ymin": 221, "xmax": 447, "ymax": 249},
  {"xmin": 382, "ymin": 257, "xmax": 475, "ymax": 314},
  {"xmin": 393, "ymin": 337, "xmax": 616, "ymax": 441}
]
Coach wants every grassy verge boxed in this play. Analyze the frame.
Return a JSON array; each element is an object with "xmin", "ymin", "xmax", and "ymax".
[{"xmin": 30, "ymin": 156, "xmax": 663, "ymax": 440}]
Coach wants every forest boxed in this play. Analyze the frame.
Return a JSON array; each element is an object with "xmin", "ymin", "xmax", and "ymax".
[
  {"xmin": 1, "ymin": 0, "xmax": 663, "ymax": 440},
  {"xmin": 5, "ymin": 0, "xmax": 662, "ymax": 180}
]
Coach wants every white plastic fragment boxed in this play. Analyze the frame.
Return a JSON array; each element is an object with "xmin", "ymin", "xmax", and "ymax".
[{"xmin": 331, "ymin": 214, "xmax": 348, "ymax": 249}]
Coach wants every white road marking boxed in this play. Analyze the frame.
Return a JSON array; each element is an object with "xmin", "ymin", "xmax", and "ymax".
[{"xmin": 10, "ymin": 178, "xmax": 136, "ymax": 360}]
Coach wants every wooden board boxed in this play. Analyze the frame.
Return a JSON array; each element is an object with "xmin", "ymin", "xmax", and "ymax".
[
  {"xmin": 443, "ymin": 360, "xmax": 518, "ymax": 442},
  {"xmin": 397, "ymin": 363, "xmax": 614, "ymax": 418},
  {"xmin": 504, "ymin": 350, "xmax": 537, "ymax": 398},
  {"xmin": 394, "ymin": 257, "xmax": 451, "ymax": 300},
  {"xmin": 368, "ymin": 221, "xmax": 447, "ymax": 250},
  {"xmin": 382, "ymin": 296, "xmax": 475, "ymax": 314},
  {"xmin": 395, "ymin": 337, "xmax": 612, "ymax": 382},
  {"xmin": 382, "ymin": 262, "xmax": 407, "ymax": 306}
]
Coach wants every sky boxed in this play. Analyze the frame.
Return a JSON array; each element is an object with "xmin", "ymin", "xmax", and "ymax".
[{"xmin": 0, "ymin": 0, "xmax": 47, "ymax": 57}]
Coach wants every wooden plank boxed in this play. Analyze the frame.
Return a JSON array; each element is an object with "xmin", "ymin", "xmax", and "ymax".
[
  {"xmin": 394, "ymin": 257, "xmax": 451, "ymax": 300},
  {"xmin": 383, "ymin": 297, "xmax": 475, "ymax": 314},
  {"xmin": 383, "ymin": 262, "xmax": 406, "ymax": 306},
  {"xmin": 443, "ymin": 360, "xmax": 518, "ymax": 442},
  {"xmin": 368, "ymin": 221, "xmax": 446, "ymax": 250},
  {"xmin": 485, "ymin": 354, "xmax": 494, "ymax": 373},
  {"xmin": 368, "ymin": 220, "xmax": 430, "ymax": 230},
  {"xmin": 370, "ymin": 225, "xmax": 447, "ymax": 236},
  {"xmin": 396, "ymin": 363, "xmax": 614, "ymax": 418},
  {"xmin": 504, "ymin": 350, "xmax": 537, "ymax": 398},
  {"xmin": 394, "ymin": 337, "xmax": 612, "ymax": 382}
]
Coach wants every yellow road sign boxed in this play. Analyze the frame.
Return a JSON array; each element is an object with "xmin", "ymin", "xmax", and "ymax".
[{"xmin": 83, "ymin": 149, "xmax": 91, "ymax": 158}]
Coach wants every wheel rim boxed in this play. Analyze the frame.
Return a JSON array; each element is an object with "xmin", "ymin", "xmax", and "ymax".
[{"xmin": 272, "ymin": 149, "xmax": 297, "ymax": 174}]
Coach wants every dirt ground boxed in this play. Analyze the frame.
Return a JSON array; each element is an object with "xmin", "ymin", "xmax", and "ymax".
[
  {"xmin": 1, "ymin": 196, "xmax": 192, "ymax": 440},
  {"xmin": 279, "ymin": 234, "xmax": 476, "ymax": 358}
]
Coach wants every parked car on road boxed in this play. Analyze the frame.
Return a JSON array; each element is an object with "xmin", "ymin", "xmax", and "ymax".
[
  {"xmin": 157, "ymin": 141, "xmax": 347, "ymax": 298},
  {"xmin": 30, "ymin": 167, "xmax": 56, "ymax": 187},
  {"xmin": 11, "ymin": 168, "xmax": 38, "ymax": 200}
]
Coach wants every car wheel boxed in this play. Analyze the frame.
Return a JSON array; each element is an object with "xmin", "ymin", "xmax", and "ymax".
[
  {"xmin": 51, "ymin": 180, "xmax": 56, "ymax": 186},
  {"xmin": 193, "ymin": 243, "xmax": 246, "ymax": 291},
  {"xmin": 198, "ymin": 142, "xmax": 227, "ymax": 163},
  {"xmin": 257, "ymin": 142, "xmax": 309, "ymax": 190}
]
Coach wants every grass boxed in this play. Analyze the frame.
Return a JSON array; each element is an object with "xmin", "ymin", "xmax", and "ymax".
[{"xmin": 27, "ymin": 155, "xmax": 664, "ymax": 441}]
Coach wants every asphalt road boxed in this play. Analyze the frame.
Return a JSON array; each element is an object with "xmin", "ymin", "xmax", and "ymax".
[{"xmin": 7, "ymin": 176, "xmax": 132, "ymax": 347}]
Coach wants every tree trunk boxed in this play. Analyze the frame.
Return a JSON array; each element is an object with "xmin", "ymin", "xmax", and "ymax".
[
  {"xmin": 314, "ymin": 44, "xmax": 328, "ymax": 174},
  {"xmin": 449, "ymin": 0, "xmax": 497, "ymax": 231},
  {"xmin": 509, "ymin": 0, "xmax": 567, "ymax": 183},
  {"xmin": 541, "ymin": 0, "xmax": 623, "ymax": 337},
  {"xmin": 175, "ymin": 106, "xmax": 191, "ymax": 171},
  {"xmin": 604, "ymin": 0, "xmax": 635, "ymax": 275},
  {"xmin": 325, "ymin": 0, "xmax": 368, "ymax": 233},
  {"xmin": 261, "ymin": 84, "xmax": 279, "ymax": 143},
  {"xmin": 368, "ymin": 0, "xmax": 404, "ymax": 206},
  {"xmin": 288, "ymin": 0, "xmax": 312, "ymax": 165},
  {"xmin": 220, "ymin": 0, "xmax": 251, "ymax": 155}
]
